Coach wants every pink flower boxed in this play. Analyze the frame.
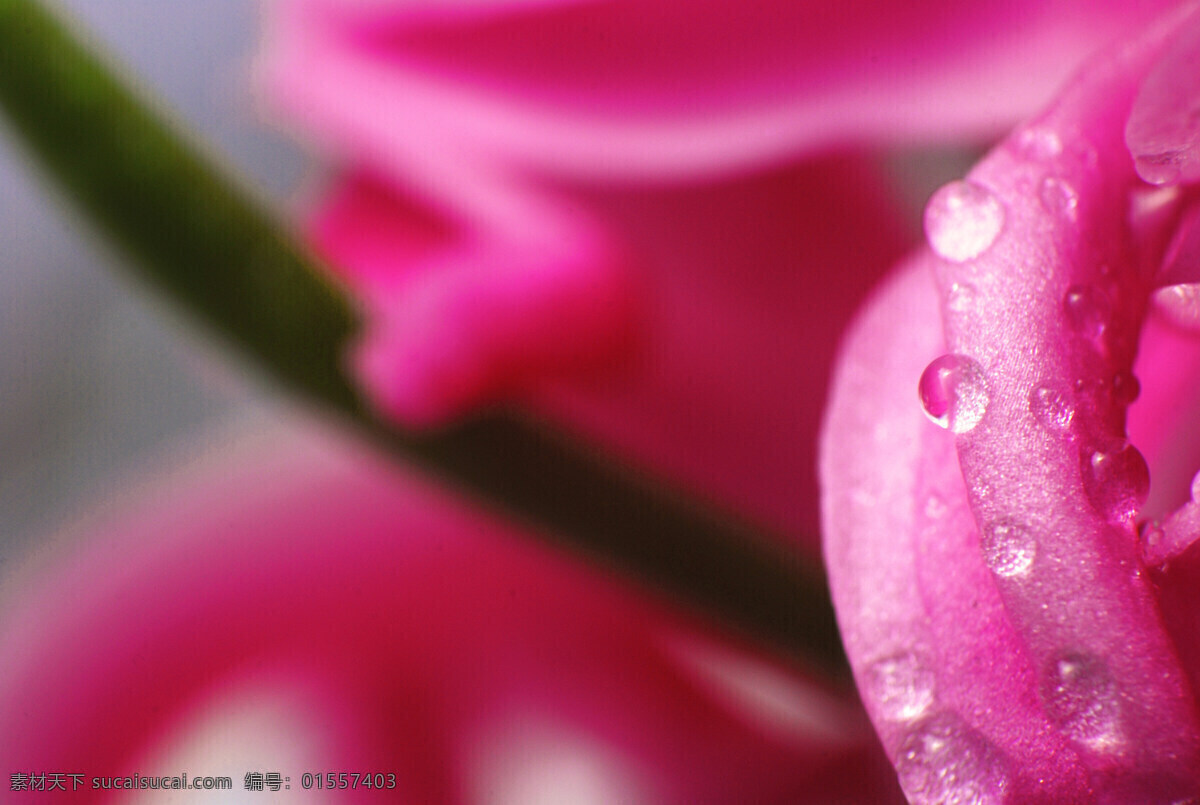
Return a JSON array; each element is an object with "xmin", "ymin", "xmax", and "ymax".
[
  {"xmin": 0, "ymin": 425, "xmax": 900, "ymax": 802},
  {"xmin": 255, "ymin": 0, "xmax": 1176, "ymax": 549},
  {"xmin": 822, "ymin": 4, "xmax": 1200, "ymax": 802}
]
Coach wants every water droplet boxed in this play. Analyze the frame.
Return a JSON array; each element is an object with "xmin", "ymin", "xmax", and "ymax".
[
  {"xmin": 1081, "ymin": 441, "xmax": 1150, "ymax": 522},
  {"xmin": 1042, "ymin": 653, "xmax": 1122, "ymax": 751},
  {"xmin": 1016, "ymin": 128, "xmax": 1063, "ymax": 161},
  {"xmin": 919, "ymin": 355, "xmax": 990, "ymax": 434},
  {"xmin": 867, "ymin": 654, "xmax": 936, "ymax": 722},
  {"xmin": 1154, "ymin": 283, "xmax": 1200, "ymax": 331},
  {"xmin": 1063, "ymin": 284, "xmax": 1111, "ymax": 343},
  {"xmin": 1139, "ymin": 520, "xmax": 1167, "ymax": 564},
  {"xmin": 924, "ymin": 494, "xmax": 948, "ymax": 521},
  {"xmin": 1112, "ymin": 371, "xmax": 1140, "ymax": 405},
  {"xmin": 981, "ymin": 521, "xmax": 1037, "ymax": 578},
  {"xmin": 896, "ymin": 715, "xmax": 1010, "ymax": 805},
  {"xmin": 1039, "ymin": 177, "xmax": 1079, "ymax": 221},
  {"xmin": 925, "ymin": 181, "xmax": 1005, "ymax": 263},
  {"xmin": 946, "ymin": 282, "xmax": 978, "ymax": 315},
  {"xmin": 1029, "ymin": 385, "xmax": 1075, "ymax": 433},
  {"xmin": 1191, "ymin": 470, "xmax": 1200, "ymax": 503},
  {"xmin": 1136, "ymin": 152, "xmax": 1184, "ymax": 186}
]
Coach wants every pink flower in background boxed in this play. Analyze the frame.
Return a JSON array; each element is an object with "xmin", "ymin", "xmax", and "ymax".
[
  {"xmin": 256, "ymin": 0, "xmax": 1177, "ymax": 549},
  {"xmin": 823, "ymin": 4, "xmax": 1200, "ymax": 802},
  {"xmin": 0, "ymin": 425, "xmax": 901, "ymax": 802}
]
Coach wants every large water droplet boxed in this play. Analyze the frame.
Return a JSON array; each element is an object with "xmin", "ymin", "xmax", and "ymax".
[
  {"xmin": 896, "ymin": 715, "xmax": 1010, "ymax": 805},
  {"xmin": 981, "ymin": 521, "xmax": 1037, "ymax": 578},
  {"xmin": 1039, "ymin": 177, "xmax": 1079, "ymax": 221},
  {"xmin": 1042, "ymin": 653, "xmax": 1122, "ymax": 751},
  {"xmin": 925, "ymin": 181, "xmax": 1005, "ymax": 263},
  {"xmin": 1081, "ymin": 442, "xmax": 1150, "ymax": 522},
  {"xmin": 1063, "ymin": 284, "xmax": 1111, "ymax": 343},
  {"xmin": 1029, "ymin": 385, "xmax": 1075, "ymax": 433},
  {"xmin": 1191, "ymin": 469, "xmax": 1200, "ymax": 503},
  {"xmin": 868, "ymin": 654, "xmax": 936, "ymax": 722},
  {"xmin": 1154, "ymin": 283, "xmax": 1200, "ymax": 331},
  {"xmin": 1135, "ymin": 152, "xmax": 1184, "ymax": 186},
  {"xmin": 919, "ymin": 355, "xmax": 990, "ymax": 434},
  {"xmin": 946, "ymin": 282, "xmax": 978, "ymax": 316}
]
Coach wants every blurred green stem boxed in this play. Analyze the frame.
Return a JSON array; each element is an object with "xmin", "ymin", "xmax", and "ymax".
[{"xmin": 0, "ymin": 0, "xmax": 849, "ymax": 680}]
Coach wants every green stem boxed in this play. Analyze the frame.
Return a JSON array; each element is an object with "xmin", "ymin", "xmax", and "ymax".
[{"xmin": 0, "ymin": 0, "xmax": 848, "ymax": 680}]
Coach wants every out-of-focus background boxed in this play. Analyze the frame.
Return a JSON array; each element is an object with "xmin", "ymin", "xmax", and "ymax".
[
  {"xmin": 0, "ymin": 1, "xmax": 968, "ymax": 561},
  {"xmin": 0, "ymin": 0, "xmax": 305, "ymax": 556}
]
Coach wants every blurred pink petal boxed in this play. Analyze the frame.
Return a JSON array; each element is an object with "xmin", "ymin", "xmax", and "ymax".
[
  {"xmin": 0, "ymin": 424, "xmax": 903, "ymax": 803},
  {"xmin": 824, "ymin": 5, "xmax": 1200, "ymax": 801},
  {"xmin": 256, "ymin": 0, "xmax": 1179, "ymax": 548},
  {"xmin": 261, "ymin": 0, "xmax": 1178, "ymax": 177}
]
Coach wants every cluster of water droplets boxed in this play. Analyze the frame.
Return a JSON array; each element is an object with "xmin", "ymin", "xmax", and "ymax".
[{"xmin": 864, "ymin": 649, "xmax": 1016, "ymax": 802}]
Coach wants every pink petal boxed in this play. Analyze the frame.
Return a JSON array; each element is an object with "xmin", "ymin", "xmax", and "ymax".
[
  {"xmin": 0, "ymin": 424, "xmax": 902, "ymax": 802},
  {"xmin": 824, "ymin": 6, "xmax": 1200, "ymax": 800},
  {"xmin": 1127, "ymin": 9, "xmax": 1200, "ymax": 185},
  {"xmin": 256, "ymin": 0, "xmax": 1175, "ymax": 548},
  {"xmin": 260, "ymin": 0, "xmax": 1179, "ymax": 178}
]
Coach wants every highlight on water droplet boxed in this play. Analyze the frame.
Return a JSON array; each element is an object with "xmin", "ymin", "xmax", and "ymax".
[
  {"xmin": 1029, "ymin": 384, "xmax": 1075, "ymax": 433},
  {"xmin": 1062, "ymin": 284, "xmax": 1110, "ymax": 344},
  {"xmin": 981, "ymin": 520, "xmax": 1037, "ymax": 578},
  {"xmin": 924, "ymin": 180, "xmax": 1005, "ymax": 263},
  {"xmin": 1039, "ymin": 177, "xmax": 1079, "ymax": 221},
  {"xmin": 867, "ymin": 654, "xmax": 936, "ymax": 723},
  {"xmin": 919, "ymin": 354, "xmax": 990, "ymax": 434},
  {"xmin": 1081, "ymin": 441, "xmax": 1150, "ymax": 522},
  {"xmin": 1041, "ymin": 653, "xmax": 1123, "ymax": 752},
  {"xmin": 895, "ymin": 714, "xmax": 1010, "ymax": 805}
]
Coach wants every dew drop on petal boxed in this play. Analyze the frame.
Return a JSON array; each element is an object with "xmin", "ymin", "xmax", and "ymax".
[
  {"xmin": 1029, "ymin": 385, "xmax": 1075, "ymax": 433},
  {"xmin": 1135, "ymin": 152, "xmax": 1184, "ymax": 186},
  {"xmin": 1112, "ymin": 371, "xmax": 1140, "ymax": 405},
  {"xmin": 1016, "ymin": 127, "xmax": 1063, "ymax": 161},
  {"xmin": 1154, "ymin": 283, "xmax": 1200, "ymax": 331},
  {"xmin": 1039, "ymin": 177, "xmax": 1079, "ymax": 221},
  {"xmin": 1081, "ymin": 442, "xmax": 1150, "ymax": 522},
  {"xmin": 924, "ymin": 181, "xmax": 1005, "ymax": 263},
  {"xmin": 1191, "ymin": 469, "xmax": 1200, "ymax": 503},
  {"xmin": 867, "ymin": 654, "xmax": 936, "ymax": 722},
  {"xmin": 1063, "ymin": 284, "xmax": 1110, "ymax": 343},
  {"xmin": 896, "ymin": 715, "xmax": 1010, "ymax": 805},
  {"xmin": 1139, "ymin": 520, "xmax": 1167, "ymax": 565},
  {"xmin": 924, "ymin": 493, "xmax": 948, "ymax": 521},
  {"xmin": 946, "ymin": 282, "xmax": 978, "ymax": 315},
  {"xmin": 981, "ymin": 521, "xmax": 1037, "ymax": 578},
  {"xmin": 919, "ymin": 355, "xmax": 990, "ymax": 434},
  {"xmin": 1042, "ymin": 653, "xmax": 1122, "ymax": 751}
]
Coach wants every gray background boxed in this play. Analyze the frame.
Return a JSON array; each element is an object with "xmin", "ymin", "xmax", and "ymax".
[{"xmin": 0, "ymin": 0, "xmax": 302, "ymax": 555}]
